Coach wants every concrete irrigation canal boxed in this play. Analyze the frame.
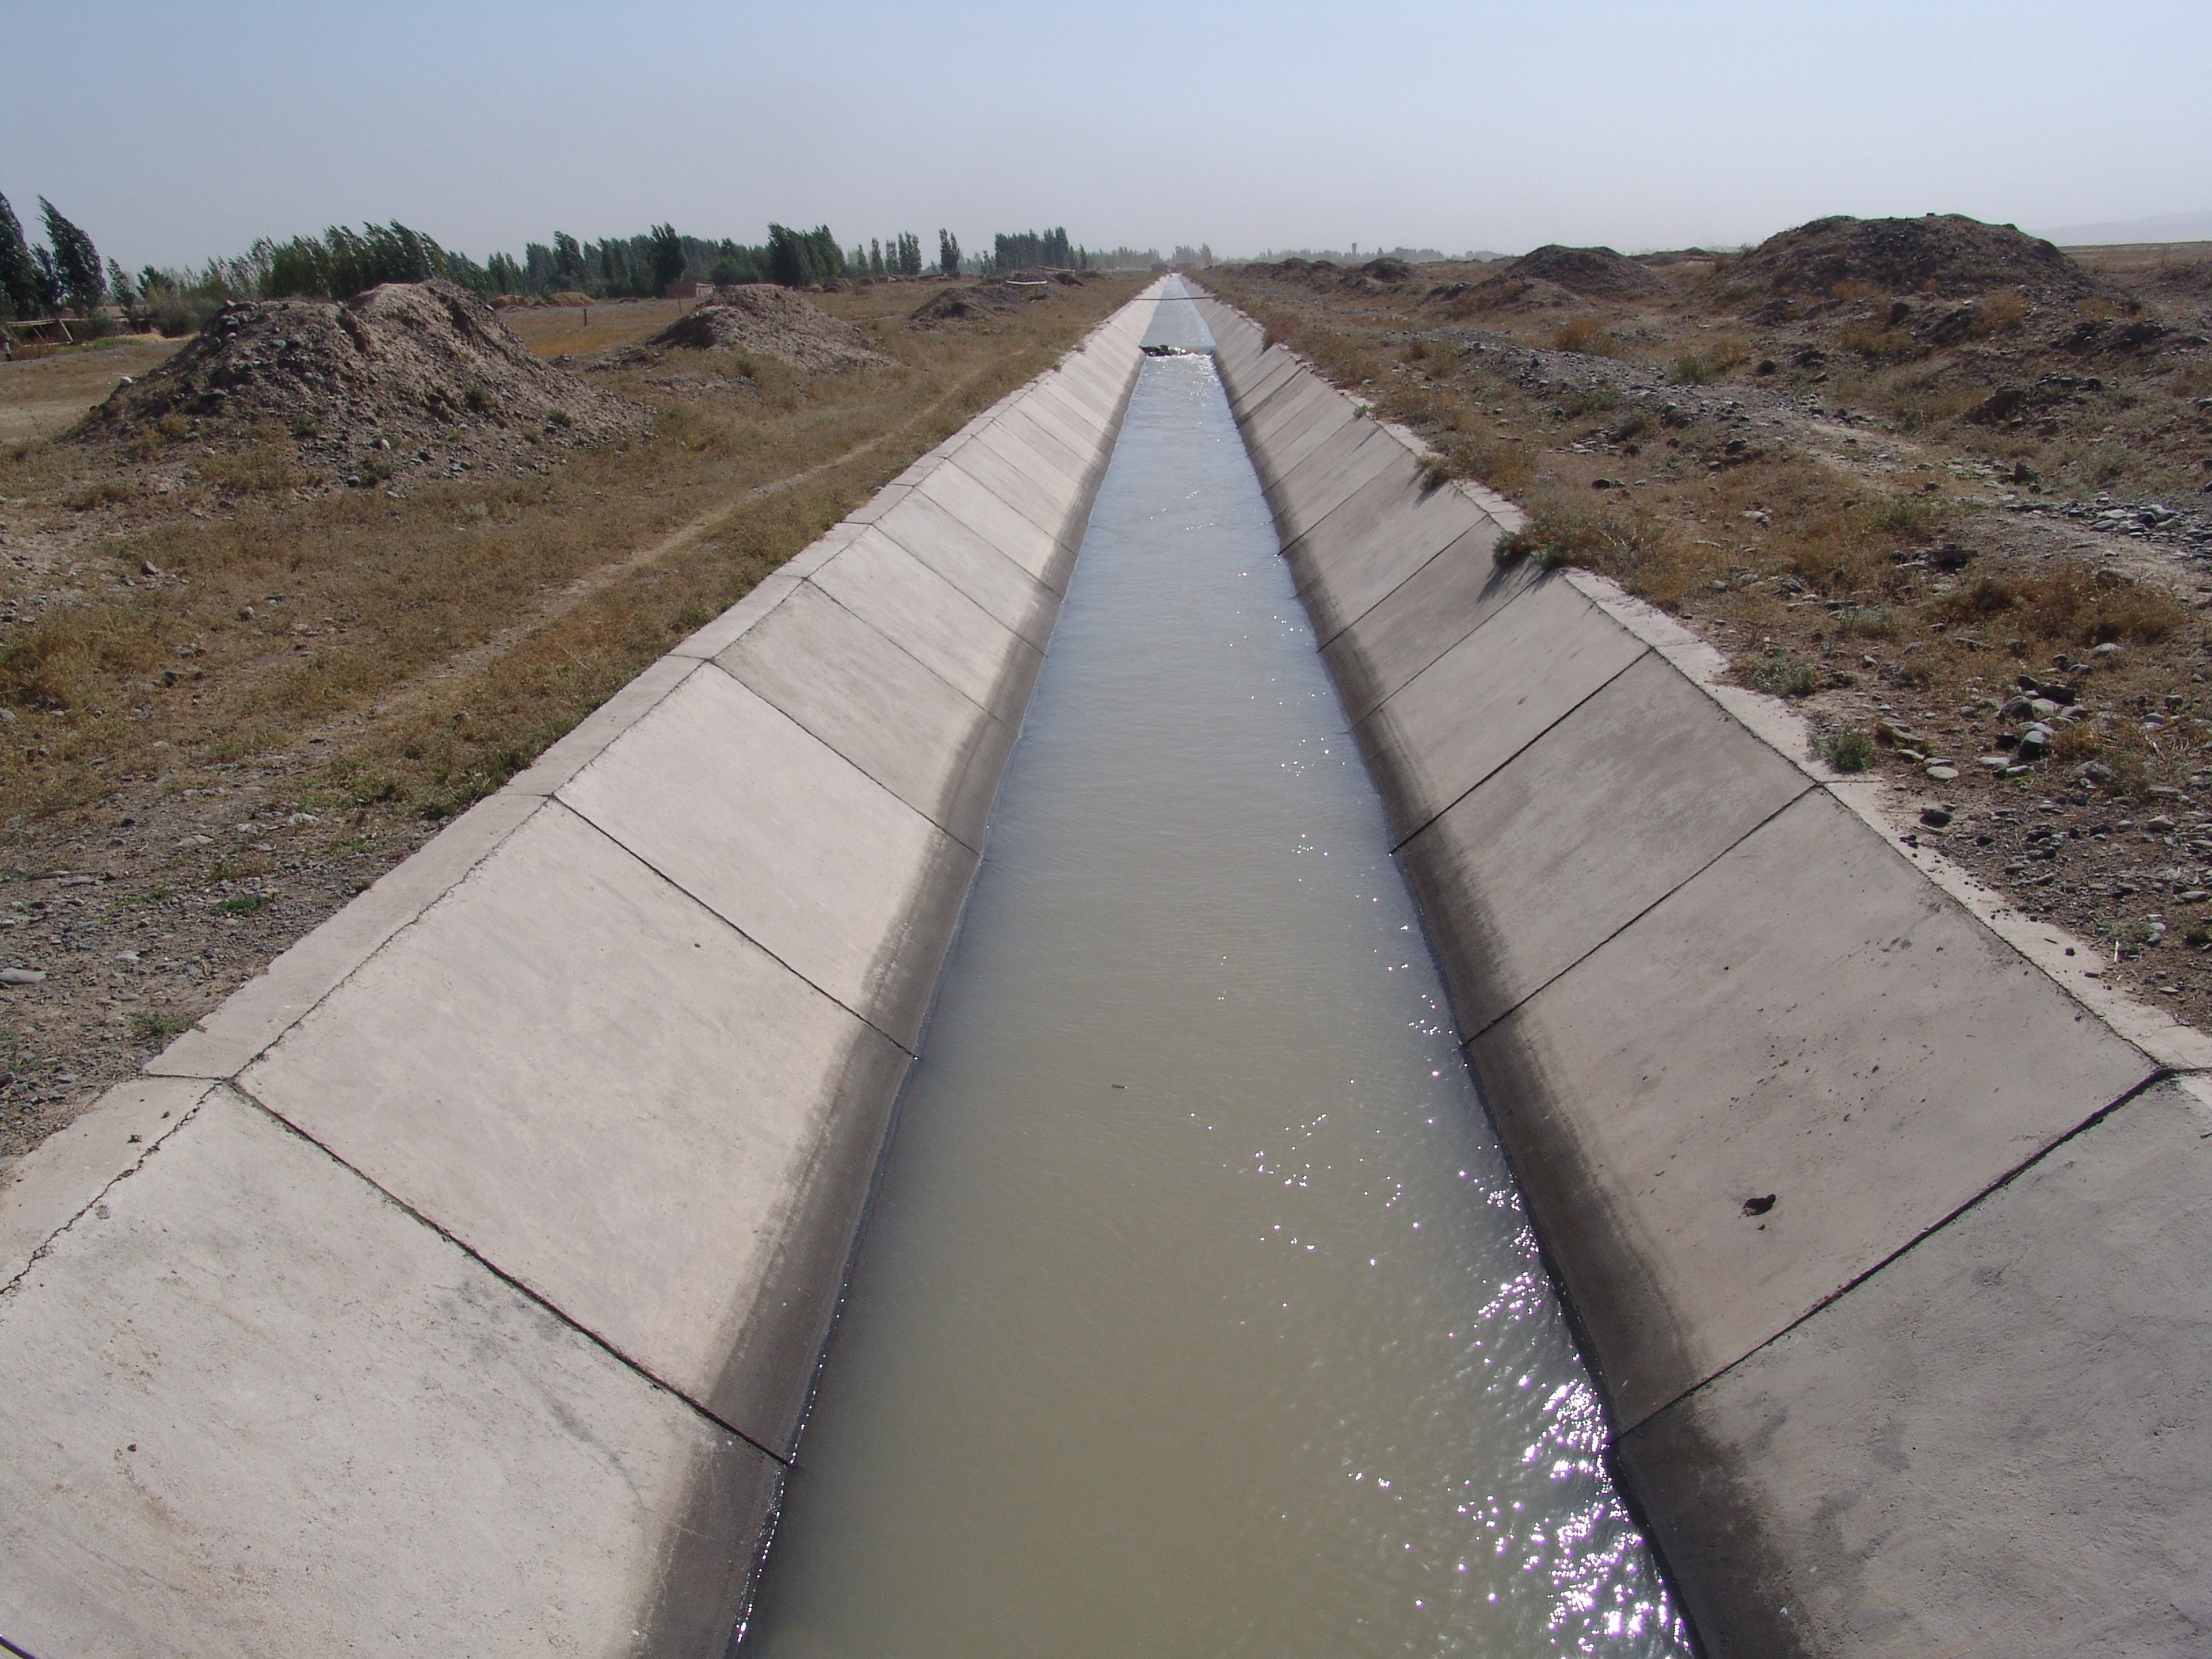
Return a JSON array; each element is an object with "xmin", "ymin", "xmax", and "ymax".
[
  {"xmin": 743, "ymin": 287, "xmax": 1679, "ymax": 1654},
  {"xmin": 3, "ymin": 279, "xmax": 2209, "ymax": 1657}
]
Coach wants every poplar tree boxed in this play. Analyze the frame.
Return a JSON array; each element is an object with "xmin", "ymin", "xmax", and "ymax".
[
  {"xmin": 38, "ymin": 198, "xmax": 103, "ymax": 312},
  {"xmin": 937, "ymin": 230, "xmax": 960, "ymax": 279},
  {"xmin": 649, "ymin": 223, "xmax": 684, "ymax": 290},
  {"xmin": 0, "ymin": 192, "xmax": 37, "ymax": 319}
]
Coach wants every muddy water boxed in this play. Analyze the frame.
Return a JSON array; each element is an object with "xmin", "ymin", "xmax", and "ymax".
[{"xmin": 744, "ymin": 289, "xmax": 1689, "ymax": 1657}]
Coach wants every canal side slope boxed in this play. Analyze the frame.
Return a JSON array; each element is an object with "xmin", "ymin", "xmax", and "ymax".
[
  {"xmin": 0, "ymin": 287, "xmax": 1164, "ymax": 1658},
  {"xmin": 1191, "ymin": 285, "xmax": 2212, "ymax": 1658}
]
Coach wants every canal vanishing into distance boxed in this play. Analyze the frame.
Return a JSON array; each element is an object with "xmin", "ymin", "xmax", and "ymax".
[{"xmin": 745, "ymin": 285, "xmax": 1689, "ymax": 1656}]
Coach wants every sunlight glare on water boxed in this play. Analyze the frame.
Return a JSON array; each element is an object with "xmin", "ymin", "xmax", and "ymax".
[{"xmin": 744, "ymin": 283, "xmax": 1691, "ymax": 1658}]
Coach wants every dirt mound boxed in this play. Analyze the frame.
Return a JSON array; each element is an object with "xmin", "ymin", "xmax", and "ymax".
[
  {"xmin": 79, "ymin": 279, "xmax": 642, "ymax": 484},
  {"xmin": 1425, "ymin": 272, "xmax": 1591, "ymax": 314},
  {"xmin": 644, "ymin": 285, "xmax": 887, "ymax": 371},
  {"xmin": 1503, "ymin": 245, "xmax": 1668, "ymax": 301},
  {"xmin": 1360, "ymin": 258, "xmax": 1414, "ymax": 283},
  {"xmin": 909, "ymin": 283, "xmax": 1031, "ymax": 326},
  {"xmin": 1725, "ymin": 214, "xmax": 2093, "ymax": 301}
]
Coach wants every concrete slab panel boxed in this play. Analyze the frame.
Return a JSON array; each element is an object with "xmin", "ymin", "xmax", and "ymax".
[
  {"xmin": 781, "ymin": 520, "xmax": 866, "ymax": 577},
  {"xmin": 1617, "ymin": 1079, "xmax": 2212, "ymax": 1658},
  {"xmin": 0, "ymin": 1076, "xmax": 213, "ymax": 1285},
  {"xmin": 506, "ymin": 653, "xmax": 706, "ymax": 798},
  {"xmin": 148, "ymin": 788, "xmax": 546, "ymax": 1080},
  {"xmin": 1286, "ymin": 461, "xmax": 1481, "ymax": 638},
  {"xmin": 1213, "ymin": 335, "xmax": 1277, "ymax": 391},
  {"xmin": 1240, "ymin": 375, "xmax": 1338, "ymax": 456},
  {"xmin": 845, "ymin": 480, "xmax": 914, "ymax": 524},
  {"xmin": 1243, "ymin": 375, "xmax": 1342, "ymax": 456},
  {"xmin": 1469, "ymin": 787, "xmax": 2155, "ymax": 1427},
  {"xmin": 0, "ymin": 1089, "xmax": 777, "ymax": 1659},
  {"xmin": 1404, "ymin": 653, "xmax": 1812, "ymax": 1033},
  {"xmin": 716, "ymin": 581, "xmax": 1012, "ymax": 850},
  {"xmin": 869, "ymin": 499, "xmax": 1059, "ymax": 644},
  {"xmin": 1248, "ymin": 402, "xmax": 1360, "ymax": 505},
  {"xmin": 1263, "ymin": 404, "xmax": 1378, "ymax": 504},
  {"xmin": 1320, "ymin": 529, "xmax": 1531, "ymax": 723},
  {"xmin": 988, "ymin": 402, "xmax": 1091, "ymax": 484},
  {"xmin": 1021, "ymin": 375, "xmax": 1113, "ymax": 438},
  {"xmin": 240, "ymin": 804, "xmax": 910, "ymax": 1448},
  {"xmin": 944, "ymin": 434, "xmax": 1087, "ymax": 554},
  {"xmin": 1233, "ymin": 348, "xmax": 1319, "ymax": 413},
  {"xmin": 1034, "ymin": 360, "xmax": 1119, "ymax": 424},
  {"xmin": 1271, "ymin": 426, "xmax": 1407, "ymax": 545},
  {"xmin": 1227, "ymin": 352, "xmax": 1304, "ymax": 418},
  {"xmin": 670, "ymin": 570, "xmax": 801, "ymax": 661},
  {"xmin": 1026, "ymin": 363, "xmax": 1115, "ymax": 422},
  {"xmin": 1210, "ymin": 319, "xmax": 1268, "ymax": 372},
  {"xmin": 1000, "ymin": 394, "xmax": 1105, "ymax": 473},
  {"xmin": 1005, "ymin": 386, "xmax": 1103, "ymax": 453},
  {"xmin": 806, "ymin": 531, "xmax": 1042, "ymax": 724},
  {"xmin": 1357, "ymin": 579, "xmax": 1648, "ymax": 839},
  {"xmin": 968, "ymin": 414, "xmax": 1086, "ymax": 499},
  {"xmin": 918, "ymin": 455, "xmax": 1071, "ymax": 587},
  {"xmin": 559, "ymin": 665, "xmax": 975, "ymax": 1045}
]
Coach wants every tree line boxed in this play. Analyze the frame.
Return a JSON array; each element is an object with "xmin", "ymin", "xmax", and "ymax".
[
  {"xmin": 3, "ymin": 190, "xmax": 1134, "ymax": 339},
  {"xmin": 0, "ymin": 192, "xmax": 120, "ymax": 322}
]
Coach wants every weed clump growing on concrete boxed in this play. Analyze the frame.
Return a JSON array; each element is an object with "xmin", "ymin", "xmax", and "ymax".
[{"xmin": 1820, "ymin": 727, "xmax": 1875, "ymax": 771}]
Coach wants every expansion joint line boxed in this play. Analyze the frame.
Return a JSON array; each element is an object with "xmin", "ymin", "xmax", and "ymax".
[
  {"xmin": 1638, "ymin": 1065, "xmax": 2177, "ymax": 1429},
  {"xmin": 1, "ymin": 1097, "xmax": 211, "ymax": 1301},
  {"xmin": 224, "ymin": 1078, "xmax": 792, "ymax": 1470},
  {"xmin": 1383, "ymin": 643, "xmax": 1655, "ymax": 857},
  {"xmin": 1453, "ymin": 777, "xmax": 1817, "ymax": 1048},
  {"xmin": 550, "ymin": 796, "xmax": 920, "ymax": 1059}
]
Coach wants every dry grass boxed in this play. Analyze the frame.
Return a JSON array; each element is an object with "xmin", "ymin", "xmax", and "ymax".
[
  {"xmin": 497, "ymin": 296, "xmax": 697, "ymax": 359},
  {"xmin": 0, "ymin": 274, "xmax": 1143, "ymax": 1158},
  {"xmin": 0, "ymin": 334, "xmax": 184, "ymax": 444},
  {"xmin": 1206, "ymin": 249, "xmax": 2212, "ymax": 1045},
  {"xmin": 1553, "ymin": 316, "xmax": 1629, "ymax": 358}
]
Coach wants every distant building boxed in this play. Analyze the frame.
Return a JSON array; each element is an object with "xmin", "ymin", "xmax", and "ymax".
[{"xmin": 661, "ymin": 281, "xmax": 715, "ymax": 300}]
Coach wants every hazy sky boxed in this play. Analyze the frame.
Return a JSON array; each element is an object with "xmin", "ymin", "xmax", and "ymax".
[{"xmin": 7, "ymin": 0, "xmax": 2208, "ymax": 270}]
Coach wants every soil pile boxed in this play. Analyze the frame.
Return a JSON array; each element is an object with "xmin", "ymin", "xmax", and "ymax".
[
  {"xmin": 79, "ymin": 279, "xmax": 642, "ymax": 483},
  {"xmin": 1425, "ymin": 272, "xmax": 1591, "ymax": 314},
  {"xmin": 644, "ymin": 285, "xmax": 887, "ymax": 371},
  {"xmin": 909, "ymin": 283, "xmax": 1031, "ymax": 326},
  {"xmin": 1505, "ymin": 245, "xmax": 1668, "ymax": 300},
  {"xmin": 1724, "ymin": 215, "xmax": 2093, "ymax": 302}
]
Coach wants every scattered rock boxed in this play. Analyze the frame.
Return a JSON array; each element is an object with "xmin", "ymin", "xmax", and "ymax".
[
  {"xmin": 0, "ymin": 968, "xmax": 47, "ymax": 985},
  {"xmin": 1920, "ymin": 804, "xmax": 1955, "ymax": 827}
]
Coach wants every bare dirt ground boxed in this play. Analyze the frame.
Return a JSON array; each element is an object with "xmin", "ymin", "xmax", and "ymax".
[
  {"xmin": 0, "ymin": 272, "xmax": 1141, "ymax": 1164},
  {"xmin": 1206, "ymin": 220, "xmax": 2212, "ymax": 1035},
  {"xmin": 0, "ymin": 336, "xmax": 184, "ymax": 445}
]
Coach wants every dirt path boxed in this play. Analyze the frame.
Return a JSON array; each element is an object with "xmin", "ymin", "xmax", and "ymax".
[{"xmin": 298, "ymin": 364, "xmax": 1002, "ymax": 749}]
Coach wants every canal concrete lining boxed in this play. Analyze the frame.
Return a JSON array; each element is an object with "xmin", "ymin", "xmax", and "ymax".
[
  {"xmin": 0, "ymin": 287, "xmax": 1162, "ymax": 1656},
  {"xmin": 1191, "ymin": 285, "xmax": 2212, "ymax": 1656}
]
